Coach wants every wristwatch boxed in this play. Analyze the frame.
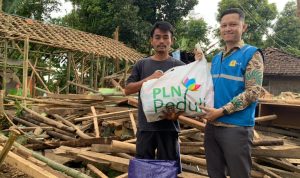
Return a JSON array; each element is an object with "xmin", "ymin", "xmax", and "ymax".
[{"xmin": 222, "ymin": 107, "xmax": 229, "ymax": 115}]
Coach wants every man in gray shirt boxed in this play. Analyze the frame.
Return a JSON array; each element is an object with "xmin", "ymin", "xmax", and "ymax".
[{"xmin": 125, "ymin": 21, "xmax": 184, "ymax": 172}]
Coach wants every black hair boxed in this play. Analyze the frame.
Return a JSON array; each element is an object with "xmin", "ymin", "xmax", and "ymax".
[
  {"xmin": 150, "ymin": 21, "xmax": 174, "ymax": 37},
  {"xmin": 220, "ymin": 8, "xmax": 245, "ymax": 21}
]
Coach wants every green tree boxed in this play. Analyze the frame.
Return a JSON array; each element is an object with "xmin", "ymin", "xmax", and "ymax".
[
  {"xmin": 3, "ymin": 0, "xmax": 60, "ymax": 20},
  {"xmin": 60, "ymin": 0, "xmax": 151, "ymax": 52},
  {"xmin": 265, "ymin": 1, "xmax": 300, "ymax": 56},
  {"xmin": 175, "ymin": 18, "xmax": 210, "ymax": 51},
  {"xmin": 60, "ymin": 0, "xmax": 199, "ymax": 53},
  {"xmin": 217, "ymin": 0, "xmax": 277, "ymax": 47},
  {"xmin": 132, "ymin": 0, "xmax": 198, "ymax": 25}
]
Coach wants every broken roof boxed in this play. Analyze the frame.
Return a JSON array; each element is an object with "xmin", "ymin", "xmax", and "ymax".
[{"xmin": 0, "ymin": 12, "xmax": 144, "ymax": 62}]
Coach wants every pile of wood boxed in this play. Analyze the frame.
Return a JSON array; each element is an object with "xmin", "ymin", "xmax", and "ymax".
[
  {"xmin": 259, "ymin": 91, "xmax": 300, "ymax": 105},
  {"xmin": 0, "ymin": 91, "xmax": 299, "ymax": 178}
]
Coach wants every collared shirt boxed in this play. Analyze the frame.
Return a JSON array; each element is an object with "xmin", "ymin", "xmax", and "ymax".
[{"xmin": 211, "ymin": 41, "xmax": 264, "ymax": 127}]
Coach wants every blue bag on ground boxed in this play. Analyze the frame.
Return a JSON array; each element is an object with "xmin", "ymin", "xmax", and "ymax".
[{"xmin": 128, "ymin": 158, "xmax": 178, "ymax": 178}]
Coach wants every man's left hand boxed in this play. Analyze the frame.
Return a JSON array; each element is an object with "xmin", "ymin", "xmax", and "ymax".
[
  {"xmin": 199, "ymin": 106, "xmax": 224, "ymax": 122},
  {"xmin": 160, "ymin": 106, "xmax": 183, "ymax": 121}
]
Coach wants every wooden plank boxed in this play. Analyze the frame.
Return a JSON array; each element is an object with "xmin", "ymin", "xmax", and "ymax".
[
  {"xmin": 128, "ymin": 111, "xmax": 137, "ymax": 136},
  {"xmin": 47, "ymin": 94, "xmax": 104, "ymax": 101},
  {"xmin": 0, "ymin": 146, "xmax": 58, "ymax": 178}
]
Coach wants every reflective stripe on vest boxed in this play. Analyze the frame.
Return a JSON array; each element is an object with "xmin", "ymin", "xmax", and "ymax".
[{"xmin": 212, "ymin": 74, "xmax": 244, "ymax": 82}]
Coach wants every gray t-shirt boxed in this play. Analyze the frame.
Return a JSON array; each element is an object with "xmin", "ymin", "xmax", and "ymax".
[{"xmin": 126, "ymin": 57, "xmax": 185, "ymax": 131}]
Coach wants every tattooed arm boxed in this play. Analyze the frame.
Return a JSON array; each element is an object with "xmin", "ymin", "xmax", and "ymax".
[{"xmin": 223, "ymin": 51, "xmax": 264, "ymax": 114}]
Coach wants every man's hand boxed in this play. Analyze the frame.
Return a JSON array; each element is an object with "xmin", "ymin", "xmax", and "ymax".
[
  {"xmin": 160, "ymin": 106, "xmax": 183, "ymax": 121},
  {"xmin": 199, "ymin": 105, "xmax": 224, "ymax": 122},
  {"xmin": 144, "ymin": 70, "xmax": 163, "ymax": 82},
  {"xmin": 194, "ymin": 47, "xmax": 204, "ymax": 61}
]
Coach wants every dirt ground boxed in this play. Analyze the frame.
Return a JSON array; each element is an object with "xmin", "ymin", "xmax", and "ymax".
[{"xmin": 0, "ymin": 163, "xmax": 32, "ymax": 178}]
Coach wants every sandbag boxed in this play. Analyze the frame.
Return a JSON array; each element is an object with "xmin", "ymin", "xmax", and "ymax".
[
  {"xmin": 140, "ymin": 58, "xmax": 214, "ymax": 122},
  {"xmin": 128, "ymin": 158, "xmax": 178, "ymax": 178}
]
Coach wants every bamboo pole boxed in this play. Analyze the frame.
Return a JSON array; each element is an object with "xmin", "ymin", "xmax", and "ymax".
[
  {"xmin": 51, "ymin": 114, "xmax": 92, "ymax": 139},
  {"xmin": 22, "ymin": 37, "xmax": 29, "ymax": 106},
  {"xmin": 3, "ymin": 39, "xmax": 7, "ymax": 92},
  {"xmin": 29, "ymin": 57, "xmax": 38, "ymax": 85},
  {"xmin": 0, "ymin": 90, "xmax": 4, "ymax": 116},
  {"xmin": 67, "ymin": 81, "xmax": 100, "ymax": 93},
  {"xmin": 74, "ymin": 109, "xmax": 137, "ymax": 122},
  {"xmin": 101, "ymin": 58, "xmax": 106, "ymax": 87},
  {"xmin": 80, "ymin": 57, "xmax": 85, "ymax": 93},
  {"xmin": 66, "ymin": 52, "xmax": 71, "ymax": 94},
  {"xmin": 0, "ymin": 129, "xmax": 20, "ymax": 165},
  {"xmin": 91, "ymin": 106, "xmax": 100, "ymax": 138},
  {"xmin": 8, "ymin": 94, "xmax": 87, "ymax": 107},
  {"xmin": 28, "ymin": 59, "xmax": 51, "ymax": 93},
  {"xmin": 21, "ymin": 105, "xmax": 75, "ymax": 132},
  {"xmin": 35, "ymin": 86, "xmax": 52, "ymax": 94},
  {"xmin": 90, "ymin": 57, "xmax": 94, "ymax": 89},
  {"xmin": 124, "ymin": 60, "xmax": 128, "ymax": 87},
  {"xmin": 94, "ymin": 57, "xmax": 99, "ymax": 90},
  {"xmin": 0, "ymin": 134, "xmax": 92, "ymax": 178}
]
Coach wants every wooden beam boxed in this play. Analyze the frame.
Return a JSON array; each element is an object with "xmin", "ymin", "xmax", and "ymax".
[{"xmin": 128, "ymin": 111, "xmax": 137, "ymax": 136}]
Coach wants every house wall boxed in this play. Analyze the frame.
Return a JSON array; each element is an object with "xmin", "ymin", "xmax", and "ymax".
[{"xmin": 263, "ymin": 76, "xmax": 300, "ymax": 95}]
